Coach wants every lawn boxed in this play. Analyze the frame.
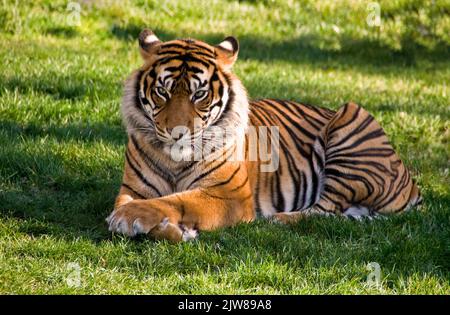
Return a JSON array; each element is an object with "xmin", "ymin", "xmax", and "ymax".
[{"xmin": 0, "ymin": 0, "xmax": 449, "ymax": 294}]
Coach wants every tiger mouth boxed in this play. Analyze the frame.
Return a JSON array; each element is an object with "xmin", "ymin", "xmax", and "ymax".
[{"xmin": 163, "ymin": 141, "xmax": 197, "ymax": 151}]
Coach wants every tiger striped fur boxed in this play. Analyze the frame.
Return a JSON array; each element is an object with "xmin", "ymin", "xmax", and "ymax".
[{"xmin": 106, "ymin": 29, "xmax": 421, "ymax": 242}]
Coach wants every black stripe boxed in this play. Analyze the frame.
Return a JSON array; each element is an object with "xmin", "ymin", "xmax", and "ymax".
[
  {"xmin": 187, "ymin": 156, "xmax": 229, "ymax": 189},
  {"xmin": 331, "ymin": 148, "xmax": 395, "ymax": 158},
  {"xmin": 325, "ymin": 158, "xmax": 397, "ymax": 177},
  {"xmin": 159, "ymin": 41, "xmax": 216, "ymax": 55},
  {"xmin": 280, "ymin": 100, "xmax": 326, "ymax": 131},
  {"xmin": 130, "ymin": 135, "xmax": 173, "ymax": 184},
  {"xmin": 230, "ymin": 176, "xmax": 249, "ymax": 192},
  {"xmin": 375, "ymin": 169, "xmax": 410, "ymax": 211},
  {"xmin": 328, "ymin": 115, "xmax": 375, "ymax": 149},
  {"xmin": 121, "ymin": 183, "xmax": 146, "ymax": 199},
  {"xmin": 258, "ymin": 100, "xmax": 317, "ymax": 141},
  {"xmin": 323, "ymin": 184, "xmax": 350, "ymax": 210},
  {"xmin": 201, "ymin": 188, "xmax": 253, "ymax": 201},
  {"xmin": 314, "ymin": 203, "xmax": 332, "ymax": 213},
  {"xmin": 335, "ymin": 164, "xmax": 386, "ymax": 192},
  {"xmin": 328, "ymin": 104, "xmax": 361, "ymax": 134},
  {"xmin": 274, "ymin": 168, "xmax": 285, "ymax": 212},
  {"xmin": 289, "ymin": 100, "xmax": 336, "ymax": 120},
  {"xmin": 299, "ymin": 171, "xmax": 307, "ymax": 210},
  {"xmin": 187, "ymin": 65, "xmax": 205, "ymax": 74},
  {"xmin": 133, "ymin": 71, "xmax": 153, "ymax": 122},
  {"xmin": 210, "ymin": 71, "xmax": 234, "ymax": 127},
  {"xmin": 325, "ymin": 167, "xmax": 374, "ymax": 196},
  {"xmin": 125, "ymin": 151, "xmax": 162, "ymax": 197},
  {"xmin": 181, "ymin": 54, "xmax": 213, "ymax": 68},
  {"xmin": 185, "ymin": 42, "xmax": 216, "ymax": 54},
  {"xmin": 158, "ymin": 43, "xmax": 186, "ymax": 50},
  {"xmin": 253, "ymin": 103, "xmax": 320, "ymax": 208},
  {"xmin": 210, "ymin": 165, "xmax": 241, "ymax": 188},
  {"xmin": 327, "ymin": 128, "xmax": 385, "ymax": 159},
  {"xmin": 325, "ymin": 175, "xmax": 357, "ymax": 203},
  {"xmin": 251, "ymin": 106, "xmax": 308, "ymax": 209},
  {"xmin": 164, "ymin": 66, "xmax": 182, "ymax": 73}
]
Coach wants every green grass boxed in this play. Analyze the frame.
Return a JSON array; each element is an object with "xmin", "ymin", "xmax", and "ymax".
[{"xmin": 0, "ymin": 0, "xmax": 449, "ymax": 294}]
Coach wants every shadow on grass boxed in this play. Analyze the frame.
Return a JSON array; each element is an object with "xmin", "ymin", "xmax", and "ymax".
[
  {"xmin": 0, "ymin": 73, "xmax": 123, "ymax": 101},
  {"xmin": 0, "ymin": 188, "xmax": 115, "ymax": 243},
  {"xmin": 44, "ymin": 26, "xmax": 79, "ymax": 38},
  {"xmin": 0, "ymin": 158, "xmax": 118, "ymax": 237},
  {"xmin": 110, "ymin": 24, "xmax": 450, "ymax": 71},
  {"xmin": 0, "ymin": 120, "xmax": 126, "ymax": 146},
  {"xmin": 0, "ymin": 121, "xmax": 124, "ymax": 242},
  {"xmin": 1, "ymin": 74, "xmax": 87, "ymax": 100}
]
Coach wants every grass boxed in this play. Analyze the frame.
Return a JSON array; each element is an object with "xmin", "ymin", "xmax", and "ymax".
[{"xmin": 0, "ymin": 0, "xmax": 449, "ymax": 294}]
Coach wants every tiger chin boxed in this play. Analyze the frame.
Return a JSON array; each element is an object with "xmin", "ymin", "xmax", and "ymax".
[{"xmin": 106, "ymin": 29, "xmax": 422, "ymax": 243}]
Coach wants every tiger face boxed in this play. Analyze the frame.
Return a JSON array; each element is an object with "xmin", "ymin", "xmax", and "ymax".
[{"xmin": 125, "ymin": 29, "xmax": 248, "ymax": 159}]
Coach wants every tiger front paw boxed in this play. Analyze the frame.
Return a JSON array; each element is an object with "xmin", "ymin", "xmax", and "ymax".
[
  {"xmin": 149, "ymin": 219, "xmax": 198, "ymax": 243},
  {"xmin": 106, "ymin": 203, "xmax": 165, "ymax": 237},
  {"xmin": 106, "ymin": 204, "xmax": 198, "ymax": 242}
]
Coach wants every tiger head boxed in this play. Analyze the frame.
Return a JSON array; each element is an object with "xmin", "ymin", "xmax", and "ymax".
[{"xmin": 122, "ymin": 29, "xmax": 249, "ymax": 159}]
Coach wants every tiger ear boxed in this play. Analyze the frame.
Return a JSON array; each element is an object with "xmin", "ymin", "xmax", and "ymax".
[
  {"xmin": 138, "ymin": 29, "xmax": 161, "ymax": 59},
  {"xmin": 215, "ymin": 36, "xmax": 239, "ymax": 71}
]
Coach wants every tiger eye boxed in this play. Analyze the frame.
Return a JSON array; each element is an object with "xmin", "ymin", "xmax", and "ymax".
[{"xmin": 156, "ymin": 87, "xmax": 168, "ymax": 97}]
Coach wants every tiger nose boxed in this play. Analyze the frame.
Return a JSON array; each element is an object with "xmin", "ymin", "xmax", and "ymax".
[
  {"xmin": 166, "ymin": 127, "xmax": 187, "ymax": 141},
  {"xmin": 172, "ymin": 133, "xmax": 183, "ymax": 141}
]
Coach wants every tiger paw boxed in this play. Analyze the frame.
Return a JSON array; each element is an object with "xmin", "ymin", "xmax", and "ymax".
[
  {"xmin": 106, "ymin": 204, "xmax": 165, "ymax": 237},
  {"xmin": 150, "ymin": 220, "xmax": 198, "ymax": 243},
  {"xmin": 180, "ymin": 224, "xmax": 198, "ymax": 242}
]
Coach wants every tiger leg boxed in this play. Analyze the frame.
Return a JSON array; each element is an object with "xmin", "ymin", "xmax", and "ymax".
[
  {"xmin": 271, "ymin": 194, "xmax": 345, "ymax": 224},
  {"xmin": 271, "ymin": 207, "xmax": 332, "ymax": 224},
  {"xmin": 273, "ymin": 102, "xmax": 420, "ymax": 225},
  {"xmin": 272, "ymin": 203, "xmax": 370, "ymax": 224},
  {"xmin": 107, "ymin": 187, "xmax": 255, "ymax": 242},
  {"xmin": 316, "ymin": 102, "xmax": 420, "ymax": 215}
]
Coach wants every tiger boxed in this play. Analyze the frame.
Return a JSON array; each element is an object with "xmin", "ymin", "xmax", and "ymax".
[{"xmin": 106, "ymin": 29, "xmax": 422, "ymax": 242}]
